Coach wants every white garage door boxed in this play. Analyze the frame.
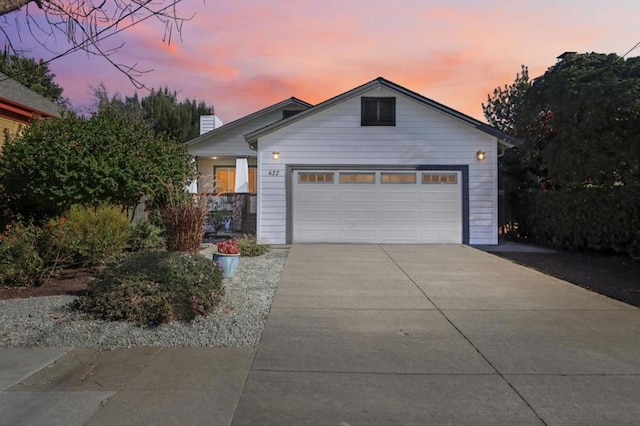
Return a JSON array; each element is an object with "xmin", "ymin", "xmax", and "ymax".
[{"xmin": 292, "ymin": 169, "xmax": 462, "ymax": 243}]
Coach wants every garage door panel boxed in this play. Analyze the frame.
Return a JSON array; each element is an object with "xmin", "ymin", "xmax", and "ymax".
[
  {"xmin": 297, "ymin": 208, "xmax": 335, "ymax": 221},
  {"xmin": 379, "ymin": 190, "xmax": 418, "ymax": 202},
  {"xmin": 298, "ymin": 189, "xmax": 335, "ymax": 202},
  {"xmin": 338, "ymin": 193, "xmax": 376, "ymax": 203},
  {"xmin": 293, "ymin": 170, "xmax": 462, "ymax": 244},
  {"xmin": 379, "ymin": 210, "xmax": 418, "ymax": 222}
]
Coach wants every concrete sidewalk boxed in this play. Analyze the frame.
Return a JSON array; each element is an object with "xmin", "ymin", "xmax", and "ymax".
[
  {"xmin": 232, "ymin": 244, "xmax": 640, "ymax": 425},
  {"xmin": 1, "ymin": 244, "xmax": 638, "ymax": 425}
]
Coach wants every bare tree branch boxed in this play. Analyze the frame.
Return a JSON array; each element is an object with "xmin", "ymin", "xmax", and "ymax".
[{"xmin": 0, "ymin": 0, "xmax": 194, "ymax": 88}]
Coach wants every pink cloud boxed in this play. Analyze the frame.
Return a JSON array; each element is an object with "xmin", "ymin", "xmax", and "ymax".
[{"xmin": 34, "ymin": 0, "xmax": 640, "ymax": 125}]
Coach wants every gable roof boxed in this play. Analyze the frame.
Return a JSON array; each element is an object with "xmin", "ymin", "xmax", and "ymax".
[
  {"xmin": 0, "ymin": 71, "xmax": 62, "ymax": 118},
  {"xmin": 185, "ymin": 97, "xmax": 313, "ymax": 147},
  {"xmin": 245, "ymin": 77, "xmax": 522, "ymax": 149}
]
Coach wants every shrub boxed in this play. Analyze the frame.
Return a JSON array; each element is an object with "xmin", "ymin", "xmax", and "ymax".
[
  {"xmin": 0, "ymin": 109, "xmax": 194, "ymax": 224},
  {"xmin": 236, "ymin": 234, "xmax": 269, "ymax": 257},
  {"xmin": 519, "ymin": 185, "xmax": 640, "ymax": 257},
  {"xmin": 74, "ymin": 251, "xmax": 224, "ymax": 325},
  {"xmin": 47, "ymin": 205, "xmax": 131, "ymax": 267},
  {"xmin": 0, "ymin": 222, "xmax": 45, "ymax": 286},
  {"xmin": 127, "ymin": 221, "xmax": 165, "ymax": 252}
]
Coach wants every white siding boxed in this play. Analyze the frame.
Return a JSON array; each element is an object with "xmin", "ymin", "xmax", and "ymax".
[
  {"xmin": 257, "ymin": 86, "xmax": 498, "ymax": 245},
  {"xmin": 188, "ymin": 106, "xmax": 307, "ymax": 157}
]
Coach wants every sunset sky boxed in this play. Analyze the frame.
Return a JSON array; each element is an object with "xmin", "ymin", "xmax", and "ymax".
[{"xmin": 7, "ymin": 0, "xmax": 640, "ymax": 124}]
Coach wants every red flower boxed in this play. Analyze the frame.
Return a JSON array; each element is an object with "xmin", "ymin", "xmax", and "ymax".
[{"xmin": 216, "ymin": 239, "xmax": 239, "ymax": 254}]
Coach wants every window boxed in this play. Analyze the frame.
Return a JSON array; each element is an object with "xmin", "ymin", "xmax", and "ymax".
[
  {"xmin": 339, "ymin": 172, "xmax": 375, "ymax": 184},
  {"xmin": 381, "ymin": 173, "xmax": 416, "ymax": 184},
  {"xmin": 361, "ymin": 97, "xmax": 396, "ymax": 126},
  {"xmin": 422, "ymin": 173, "xmax": 458, "ymax": 184},
  {"xmin": 215, "ymin": 167, "xmax": 257, "ymax": 193},
  {"xmin": 299, "ymin": 172, "xmax": 334, "ymax": 183}
]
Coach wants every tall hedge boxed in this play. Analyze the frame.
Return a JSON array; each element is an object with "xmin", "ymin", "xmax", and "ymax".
[{"xmin": 519, "ymin": 186, "xmax": 640, "ymax": 257}]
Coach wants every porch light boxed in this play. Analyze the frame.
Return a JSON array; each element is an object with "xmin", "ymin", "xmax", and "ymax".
[
  {"xmin": 272, "ymin": 151, "xmax": 280, "ymax": 160},
  {"xmin": 476, "ymin": 150, "xmax": 486, "ymax": 161}
]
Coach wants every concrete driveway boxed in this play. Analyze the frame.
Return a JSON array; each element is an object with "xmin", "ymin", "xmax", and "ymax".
[{"xmin": 232, "ymin": 244, "xmax": 640, "ymax": 425}]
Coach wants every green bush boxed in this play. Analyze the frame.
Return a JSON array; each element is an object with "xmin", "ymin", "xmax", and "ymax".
[
  {"xmin": 236, "ymin": 234, "xmax": 269, "ymax": 257},
  {"xmin": 74, "ymin": 251, "xmax": 224, "ymax": 325},
  {"xmin": 0, "ymin": 109, "xmax": 194, "ymax": 223},
  {"xmin": 47, "ymin": 205, "xmax": 131, "ymax": 267},
  {"xmin": 128, "ymin": 221, "xmax": 165, "ymax": 252},
  {"xmin": 0, "ymin": 222, "xmax": 45, "ymax": 286},
  {"xmin": 519, "ymin": 185, "xmax": 640, "ymax": 257}
]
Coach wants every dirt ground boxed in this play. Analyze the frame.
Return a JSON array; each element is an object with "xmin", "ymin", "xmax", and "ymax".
[
  {"xmin": 1, "ymin": 246, "xmax": 639, "ymax": 308},
  {"xmin": 0, "ymin": 268, "xmax": 93, "ymax": 300},
  {"xmin": 492, "ymin": 248, "xmax": 640, "ymax": 308}
]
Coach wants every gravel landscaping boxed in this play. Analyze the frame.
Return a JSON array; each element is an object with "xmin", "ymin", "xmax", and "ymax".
[{"xmin": 0, "ymin": 248, "xmax": 288, "ymax": 349}]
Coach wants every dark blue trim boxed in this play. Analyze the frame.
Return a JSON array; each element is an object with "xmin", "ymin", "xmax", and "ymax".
[
  {"xmin": 416, "ymin": 164, "xmax": 469, "ymax": 244},
  {"xmin": 286, "ymin": 164, "xmax": 470, "ymax": 244}
]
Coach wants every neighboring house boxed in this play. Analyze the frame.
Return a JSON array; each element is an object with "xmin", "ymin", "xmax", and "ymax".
[
  {"xmin": 0, "ymin": 71, "xmax": 61, "ymax": 152},
  {"xmin": 187, "ymin": 77, "xmax": 519, "ymax": 245}
]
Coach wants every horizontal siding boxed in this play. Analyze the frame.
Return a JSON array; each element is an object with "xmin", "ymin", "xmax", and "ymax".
[
  {"xmin": 256, "ymin": 86, "xmax": 499, "ymax": 245},
  {"xmin": 188, "ymin": 108, "xmax": 305, "ymax": 157}
]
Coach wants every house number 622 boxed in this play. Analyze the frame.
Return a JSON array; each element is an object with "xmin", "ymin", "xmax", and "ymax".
[{"xmin": 268, "ymin": 170, "xmax": 280, "ymax": 176}]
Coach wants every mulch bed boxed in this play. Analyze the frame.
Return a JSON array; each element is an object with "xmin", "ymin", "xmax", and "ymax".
[
  {"xmin": 493, "ymin": 248, "xmax": 640, "ymax": 307},
  {"xmin": 0, "ymin": 268, "xmax": 93, "ymax": 300}
]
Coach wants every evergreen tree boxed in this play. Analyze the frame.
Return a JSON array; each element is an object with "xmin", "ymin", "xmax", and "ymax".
[{"xmin": 0, "ymin": 53, "xmax": 67, "ymax": 105}]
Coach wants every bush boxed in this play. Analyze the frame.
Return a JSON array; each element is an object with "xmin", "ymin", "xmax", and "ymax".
[
  {"xmin": 127, "ymin": 221, "xmax": 165, "ymax": 252},
  {"xmin": 236, "ymin": 234, "xmax": 269, "ymax": 257},
  {"xmin": 519, "ymin": 185, "xmax": 640, "ymax": 257},
  {"xmin": 47, "ymin": 205, "xmax": 131, "ymax": 267},
  {"xmin": 74, "ymin": 251, "xmax": 224, "ymax": 325},
  {"xmin": 0, "ymin": 109, "xmax": 194, "ymax": 224},
  {"xmin": 0, "ymin": 222, "xmax": 45, "ymax": 286}
]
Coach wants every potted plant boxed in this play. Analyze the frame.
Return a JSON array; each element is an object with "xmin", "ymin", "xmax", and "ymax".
[{"xmin": 213, "ymin": 239, "xmax": 240, "ymax": 278}]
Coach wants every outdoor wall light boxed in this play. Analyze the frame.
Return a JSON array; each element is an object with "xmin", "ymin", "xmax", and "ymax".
[
  {"xmin": 272, "ymin": 151, "xmax": 280, "ymax": 160},
  {"xmin": 476, "ymin": 150, "xmax": 486, "ymax": 161}
]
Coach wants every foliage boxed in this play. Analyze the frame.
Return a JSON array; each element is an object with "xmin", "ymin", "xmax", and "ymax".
[
  {"xmin": 74, "ymin": 251, "xmax": 224, "ymax": 325},
  {"xmin": 0, "ymin": 0, "xmax": 188, "ymax": 89},
  {"xmin": 518, "ymin": 186, "xmax": 640, "ymax": 258},
  {"xmin": 0, "ymin": 222, "xmax": 45, "ymax": 286},
  {"xmin": 93, "ymin": 85, "xmax": 215, "ymax": 143},
  {"xmin": 236, "ymin": 234, "xmax": 269, "ymax": 257},
  {"xmin": 127, "ymin": 221, "xmax": 166, "ymax": 252},
  {"xmin": 160, "ymin": 185, "xmax": 207, "ymax": 253},
  {"xmin": 216, "ymin": 239, "xmax": 239, "ymax": 254},
  {"xmin": 0, "ymin": 108, "xmax": 195, "ymax": 223},
  {"xmin": 0, "ymin": 53, "xmax": 66, "ymax": 105},
  {"xmin": 45, "ymin": 205, "xmax": 131, "ymax": 267},
  {"xmin": 516, "ymin": 53, "xmax": 640, "ymax": 190},
  {"xmin": 482, "ymin": 65, "xmax": 531, "ymax": 137}
]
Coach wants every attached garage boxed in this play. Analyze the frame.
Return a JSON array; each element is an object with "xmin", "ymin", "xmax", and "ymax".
[
  {"xmin": 292, "ymin": 168, "xmax": 465, "ymax": 244},
  {"xmin": 244, "ymin": 77, "xmax": 519, "ymax": 246}
]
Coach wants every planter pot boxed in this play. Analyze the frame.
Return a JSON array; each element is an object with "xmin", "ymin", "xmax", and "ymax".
[{"xmin": 213, "ymin": 253, "xmax": 240, "ymax": 278}]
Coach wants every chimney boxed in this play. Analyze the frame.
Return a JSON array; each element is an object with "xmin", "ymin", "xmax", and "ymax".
[{"xmin": 199, "ymin": 113, "xmax": 223, "ymax": 135}]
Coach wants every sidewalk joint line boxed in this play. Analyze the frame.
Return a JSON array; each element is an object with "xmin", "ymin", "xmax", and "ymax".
[{"xmin": 378, "ymin": 245, "xmax": 549, "ymax": 426}]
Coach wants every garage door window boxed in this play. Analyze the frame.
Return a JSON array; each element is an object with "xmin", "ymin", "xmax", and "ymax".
[
  {"xmin": 299, "ymin": 172, "xmax": 334, "ymax": 183},
  {"xmin": 339, "ymin": 173, "xmax": 375, "ymax": 184},
  {"xmin": 381, "ymin": 172, "xmax": 416, "ymax": 184},
  {"xmin": 422, "ymin": 173, "xmax": 457, "ymax": 184}
]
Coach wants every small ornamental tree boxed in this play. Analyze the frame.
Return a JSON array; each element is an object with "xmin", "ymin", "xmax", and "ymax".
[{"xmin": 0, "ymin": 108, "xmax": 195, "ymax": 223}]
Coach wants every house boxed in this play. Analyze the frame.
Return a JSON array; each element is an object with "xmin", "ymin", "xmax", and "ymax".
[
  {"xmin": 187, "ymin": 77, "xmax": 519, "ymax": 245},
  {"xmin": 0, "ymin": 71, "xmax": 61, "ymax": 152}
]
